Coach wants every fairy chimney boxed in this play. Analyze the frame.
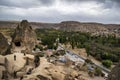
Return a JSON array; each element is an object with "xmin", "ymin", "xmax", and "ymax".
[{"xmin": 11, "ymin": 20, "xmax": 37, "ymax": 52}]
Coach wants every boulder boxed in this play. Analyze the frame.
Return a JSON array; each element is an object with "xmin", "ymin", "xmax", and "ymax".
[
  {"xmin": 0, "ymin": 33, "xmax": 11, "ymax": 55},
  {"xmin": 11, "ymin": 20, "xmax": 37, "ymax": 52}
]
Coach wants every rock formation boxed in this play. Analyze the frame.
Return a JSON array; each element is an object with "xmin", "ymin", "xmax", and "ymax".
[
  {"xmin": 107, "ymin": 63, "xmax": 120, "ymax": 80},
  {"xmin": 0, "ymin": 33, "xmax": 11, "ymax": 55},
  {"xmin": 11, "ymin": 20, "xmax": 37, "ymax": 52},
  {"xmin": 0, "ymin": 21, "xmax": 120, "ymax": 37}
]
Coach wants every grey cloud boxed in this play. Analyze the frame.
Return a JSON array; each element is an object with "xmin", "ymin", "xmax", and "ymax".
[
  {"xmin": 113, "ymin": 0, "xmax": 120, "ymax": 3},
  {"xmin": 62, "ymin": 0, "xmax": 120, "ymax": 3},
  {"xmin": 0, "ymin": 6, "xmax": 119, "ymax": 24},
  {"xmin": 0, "ymin": 0, "xmax": 119, "ymax": 24},
  {"xmin": 62, "ymin": 0, "xmax": 105, "ymax": 3},
  {"xmin": 0, "ymin": 0, "xmax": 54, "ymax": 8},
  {"xmin": 98, "ymin": 0, "xmax": 120, "ymax": 8},
  {"xmin": 113, "ymin": 0, "xmax": 120, "ymax": 7},
  {"xmin": 62, "ymin": 0, "xmax": 120, "ymax": 9},
  {"xmin": 39, "ymin": 0, "xmax": 54, "ymax": 5}
]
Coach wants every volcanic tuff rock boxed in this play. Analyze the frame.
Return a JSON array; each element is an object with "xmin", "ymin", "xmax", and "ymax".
[
  {"xmin": 107, "ymin": 63, "xmax": 120, "ymax": 80},
  {"xmin": 11, "ymin": 20, "xmax": 37, "ymax": 52},
  {"xmin": 0, "ymin": 21, "xmax": 120, "ymax": 37},
  {"xmin": 60, "ymin": 21, "xmax": 108, "ymax": 32},
  {"xmin": 0, "ymin": 33, "xmax": 11, "ymax": 55}
]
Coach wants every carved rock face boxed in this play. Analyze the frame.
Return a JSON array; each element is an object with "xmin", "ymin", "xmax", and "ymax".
[
  {"xmin": 12, "ymin": 20, "xmax": 37, "ymax": 52},
  {"xmin": 107, "ymin": 63, "xmax": 120, "ymax": 80},
  {"xmin": 0, "ymin": 33, "xmax": 10, "ymax": 55}
]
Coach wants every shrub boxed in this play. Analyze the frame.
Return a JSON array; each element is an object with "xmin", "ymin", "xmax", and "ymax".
[
  {"xmin": 35, "ymin": 45, "xmax": 43, "ymax": 51},
  {"xmin": 102, "ymin": 60, "xmax": 112, "ymax": 68},
  {"xmin": 94, "ymin": 67, "xmax": 102, "ymax": 76},
  {"xmin": 85, "ymin": 59, "xmax": 93, "ymax": 64},
  {"xmin": 88, "ymin": 71, "xmax": 94, "ymax": 77}
]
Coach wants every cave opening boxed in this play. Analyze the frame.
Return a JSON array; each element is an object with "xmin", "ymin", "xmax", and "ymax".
[{"xmin": 14, "ymin": 41, "xmax": 21, "ymax": 47}]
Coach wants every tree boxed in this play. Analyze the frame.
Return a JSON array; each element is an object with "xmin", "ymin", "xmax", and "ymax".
[
  {"xmin": 101, "ymin": 52, "xmax": 119, "ymax": 62},
  {"xmin": 94, "ymin": 67, "xmax": 102, "ymax": 76},
  {"xmin": 35, "ymin": 29, "xmax": 120, "ymax": 64},
  {"xmin": 102, "ymin": 60, "xmax": 112, "ymax": 68}
]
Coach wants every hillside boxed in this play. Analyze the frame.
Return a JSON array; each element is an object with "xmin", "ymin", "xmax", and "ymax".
[
  {"xmin": 0, "ymin": 20, "xmax": 107, "ymax": 80},
  {"xmin": 0, "ymin": 21, "xmax": 120, "ymax": 37}
]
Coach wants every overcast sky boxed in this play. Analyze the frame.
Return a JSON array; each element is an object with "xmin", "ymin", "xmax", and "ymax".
[{"xmin": 0, "ymin": 0, "xmax": 120, "ymax": 24}]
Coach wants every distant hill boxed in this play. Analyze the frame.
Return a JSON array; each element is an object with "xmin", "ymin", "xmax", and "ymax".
[{"xmin": 0, "ymin": 20, "xmax": 120, "ymax": 37}]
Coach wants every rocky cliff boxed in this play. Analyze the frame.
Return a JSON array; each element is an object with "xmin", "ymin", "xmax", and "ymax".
[
  {"xmin": 107, "ymin": 63, "xmax": 120, "ymax": 80},
  {"xmin": 11, "ymin": 20, "xmax": 37, "ymax": 52},
  {"xmin": 0, "ymin": 21, "xmax": 120, "ymax": 37},
  {"xmin": 0, "ymin": 33, "xmax": 11, "ymax": 55},
  {"xmin": 59, "ymin": 21, "xmax": 110, "ymax": 36}
]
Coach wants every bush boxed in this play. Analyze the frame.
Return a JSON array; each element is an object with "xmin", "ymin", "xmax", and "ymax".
[
  {"xmin": 94, "ymin": 67, "xmax": 102, "ymax": 76},
  {"xmin": 85, "ymin": 59, "xmax": 93, "ymax": 64},
  {"xmin": 88, "ymin": 71, "xmax": 94, "ymax": 77},
  {"xmin": 55, "ymin": 50, "xmax": 65, "ymax": 56},
  {"xmin": 35, "ymin": 45, "xmax": 43, "ymax": 51},
  {"xmin": 102, "ymin": 60, "xmax": 112, "ymax": 68}
]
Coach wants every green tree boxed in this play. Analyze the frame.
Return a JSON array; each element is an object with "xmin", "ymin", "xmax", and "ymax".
[
  {"xmin": 94, "ymin": 67, "xmax": 102, "ymax": 76},
  {"xmin": 102, "ymin": 60, "xmax": 112, "ymax": 68}
]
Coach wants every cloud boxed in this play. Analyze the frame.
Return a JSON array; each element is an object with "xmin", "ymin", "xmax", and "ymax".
[
  {"xmin": 0, "ymin": 0, "xmax": 120, "ymax": 24},
  {"xmin": 0, "ymin": 0, "xmax": 54, "ymax": 8}
]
